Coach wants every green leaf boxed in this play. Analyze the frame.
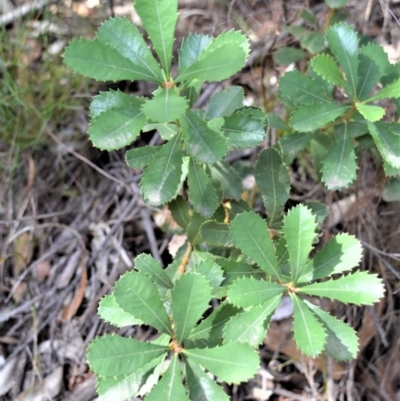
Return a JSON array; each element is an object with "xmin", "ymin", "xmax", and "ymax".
[
  {"xmin": 224, "ymin": 294, "xmax": 282, "ymax": 346},
  {"xmin": 184, "ymin": 358, "xmax": 230, "ymax": 401},
  {"xmin": 209, "ymin": 162, "xmax": 242, "ymax": 200},
  {"xmin": 290, "ymin": 103, "xmax": 349, "ymax": 132},
  {"xmin": 179, "ymin": 33, "xmax": 212, "ymax": 70},
  {"xmin": 186, "ymin": 212, "xmax": 207, "ymax": 245},
  {"xmin": 367, "ymin": 122, "xmax": 400, "ymax": 168},
  {"xmin": 96, "ymin": 17, "xmax": 163, "ymax": 83},
  {"xmin": 230, "ymin": 212, "xmax": 281, "ymax": 279},
  {"xmin": 305, "ymin": 301, "xmax": 359, "ymax": 360},
  {"xmin": 324, "ymin": 0, "xmax": 347, "ymax": 7},
  {"xmin": 278, "ymin": 132, "xmax": 315, "ymax": 165},
  {"xmin": 184, "ymin": 343, "xmax": 259, "ymax": 384},
  {"xmin": 222, "ymin": 107, "xmax": 266, "ymax": 150},
  {"xmin": 141, "ymin": 133, "xmax": 183, "ymax": 205},
  {"xmin": 171, "ymin": 272, "xmax": 212, "ymax": 343},
  {"xmin": 273, "ymin": 47, "xmax": 306, "ymax": 65},
  {"xmin": 186, "ymin": 303, "xmax": 240, "ymax": 348},
  {"xmin": 311, "ymin": 54, "xmax": 347, "ymax": 88},
  {"xmin": 181, "ymin": 110, "xmax": 227, "ymax": 164},
  {"xmin": 188, "ymin": 159, "xmax": 219, "ymax": 218},
  {"xmin": 98, "ymin": 294, "xmax": 143, "ymax": 327},
  {"xmin": 191, "ymin": 260, "xmax": 225, "ymax": 295},
  {"xmin": 176, "ymin": 31, "xmax": 249, "ymax": 83},
  {"xmin": 298, "ymin": 270, "xmax": 385, "ymax": 305},
  {"xmin": 114, "ymin": 271, "xmax": 173, "ymax": 335},
  {"xmin": 267, "ymin": 113, "xmax": 289, "ymax": 130},
  {"xmin": 146, "ymin": 354, "xmax": 189, "ymax": 401},
  {"xmin": 365, "ymin": 78, "xmax": 400, "ymax": 102},
  {"xmin": 278, "ymin": 70, "xmax": 332, "ymax": 106},
  {"xmin": 134, "ymin": 253, "xmax": 173, "ymax": 289},
  {"xmin": 298, "ymin": 234, "xmax": 362, "ymax": 283},
  {"xmin": 64, "ymin": 39, "xmax": 157, "ymax": 82},
  {"xmin": 283, "ymin": 204, "xmax": 317, "ymax": 282},
  {"xmin": 97, "ymin": 355, "xmax": 163, "ymax": 401},
  {"xmin": 142, "ymin": 89, "xmax": 188, "ymax": 123},
  {"xmin": 134, "ymin": 0, "xmax": 178, "ymax": 75},
  {"xmin": 90, "ymin": 90, "xmax": 135, "ymax": 118},
  {"xmin": 356, "ymin": 103, "xmax": 385, "ymax": 122},
  {"xmin": 290, "ymin": 294, "xmax": 326, "ymax": 357},
  {"xmin": 304, "ymin": 201, "xmax": 329, "ymax": 224},
  {"xmin": 301, "ymin": 8, "xmax": 319, "ymax": 26},
  {"xmin": 205, "ymin": 86, "xmax": 244, "ymax": 120},
  {"xmin": 255, "ymin": 148, "xmax": 290, "ymax": 228},
  {"xmin": 217, "ymin": 258, "xmax": 265, "ymax": 287},
  {"xmin": 126, "ymin": 146, "xmax": 161, "ymax": 169},
  {"xmin": 321, "ymin": 123, "xmax": 357, "ymax": 189},
  {"xmin": 300, "ymin": 32, "xmax": 325, "ymax": 54},
  {"xmin": 228, "ymin": 277, "xmax": 285, "ymax": 308},
  {"xmin": 89, "ymin": 95, "xmax": 146, "ymax": 151},
  {"xmin": 87, "ymin": 335, "xmax": 168, "ymax": 376},
  {"xmin": 142, "ymin": 123, "xmax": 179, "ymax": 140},
  {"xmin": 200, "ymin": 221, "xmax": 233, "ymax": 248},
  {"xmin": 325, "ymin": 23, "xmax": 359, "ymax": 96},
  {"xmin": 169, "ymin": 196, "xmax": 191, "ymax": 230},
  {"xmin": 357, "ymin": 43, "xmax": 389, "ymax": 100},
  {"xmin": 383, "ymin": 178, "xmax": 400, "ymax": 202}
]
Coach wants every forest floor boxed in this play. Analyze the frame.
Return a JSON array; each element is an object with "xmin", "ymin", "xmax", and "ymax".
[{"xmin": 1, "ymin": 0, "xmax": 400, "ymax": 400}]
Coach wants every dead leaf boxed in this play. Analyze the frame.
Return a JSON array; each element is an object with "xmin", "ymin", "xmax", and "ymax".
[{"xmin": 13, "ymin": 231, "xmax": 34, "ymax": 276}]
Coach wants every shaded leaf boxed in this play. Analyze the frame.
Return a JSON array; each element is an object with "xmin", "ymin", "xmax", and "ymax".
[
  {"xmin": 141, "ymin": 133, "xmax": 183, "ymax": 205},
  {"xmin": 181, "ymin": 110, "xmax": 227, "ymax": 164},
  {"xmin": 230, "ymin": 212, "xmax": 281, "ymax": 280},
  {"xmin": 210, "ymin": 161, "xmax": 242, "ymax": 200},
  {"xmin": 291, "ymin": 294, "xmax": 326, "ymax": 357},
  {"xmin": 186, "ymin": 302, "xmax": 240, "ymax": 348},
  {"xmin": 298, "ymin": 270, "xmax": 385, "ymax": 305},
  {"xmin": 255, "ymin": 148, "xmax": 290, "ymax": 228},
  {"xmin": 172, "ymin": 273, "xmax": 212, "ymax": 343},
  {"xmin": 357, "ymin": 43, "xmax": 389, "ymax": 100},
  {"xmin": 191, "ymin": 260, "xmax": 225, "ymax": 294},
  {"xmin": 200, "ymin": 221, "xmax": 233, "ymax": 248},
  {"xmin": 143, "ymin": 123, "xmax": 179, "ymax": 140},
  {"xmin": 184, "ymin": 343, "xmax": 259, "ymax": 384},
  {"xmin": 278, "ymin": 132, "xmax": 315, "ymax": 165},
  {"xmin": 278, "ymin": 70, "xmax": 332, "ymax": 106},
  {"xmin": 300, "ymin": 32, "xmax": 325, "ymax": 54},
  {"xmin": 321, "ymin": 123, "xmax": 357, "ymax": 189},
  {"xmin": 217, "ymin": 258, "xmax": 265, "ymax": 287},
  {"xmin": 114, "ymin": 271, "xmax": 172, "ymax": 335},
  {"xmin": 367, "ymin": 122, "xmax": 400, "ymax": 168},
  {"xmin": 274, "ymin": 47, "xmax": 306, "ymax": 65},
  {"xmin": 126, "ymin": 146, "xmax": 161, "ymax": 169},
  {"xmin": 206, "ymin": 86, "xmax": 244, "ymax": 119},
  {"xmin": 184, "ymin": 358, "xmax": 230, "ymax": 401},
  {"xmin": 169, "ymin": 196, "xmax": 191, "ymax": 230},
  {"xmin": 188, "ymin": 159, "xmax": 219, "ymax": 218}
]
